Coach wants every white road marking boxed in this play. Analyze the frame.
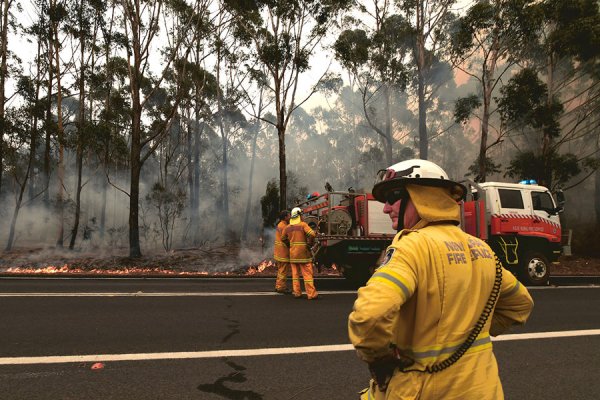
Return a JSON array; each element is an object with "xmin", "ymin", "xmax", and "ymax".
[
  {"xmin": 1, "ymin": 329, "xmax": 599, "ymax": 366},
  {"xmin": 0, "ymin": 291, "xmax": 358, "ymax": 297},
  {"xmin": 1, "ymin": 285, "xmax": 598, "ymax": 297}
]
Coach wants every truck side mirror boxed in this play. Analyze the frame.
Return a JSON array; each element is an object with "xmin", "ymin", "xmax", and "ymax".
[{"xmin": 555, "ymin": 190, "xmax": 565, "ymax": 207}]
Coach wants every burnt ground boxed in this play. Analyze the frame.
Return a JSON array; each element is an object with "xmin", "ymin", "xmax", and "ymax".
[{"xmin": 0, "ymin": 245, "xmax": 598, "ymax": 277}]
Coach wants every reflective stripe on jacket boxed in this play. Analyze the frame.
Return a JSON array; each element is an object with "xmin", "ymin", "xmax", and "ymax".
[
  {"xmin": 349, "ymin": 223, "xmax": 533, "ymax": 400},
  {"xmin": 282, "ymin": 222, "xmax": 315, "ymax": 263},
  {"xmin": 273, "ymin": 221, "xmax": 290, "ymax": 262}
]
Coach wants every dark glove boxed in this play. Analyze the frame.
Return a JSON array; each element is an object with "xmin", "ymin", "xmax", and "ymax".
[
  {"xmin": 368, "ymin": 352, "xmax": 415, "ymax": 392},
  {"xmin": 368, "ymin": 355, "xmax": 398, "ymax": 392}
]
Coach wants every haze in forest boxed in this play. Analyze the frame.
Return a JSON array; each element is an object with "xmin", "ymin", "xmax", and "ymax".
[{"xmin": 0, "ymin": 0, "xmax": 598, "ymax": 263}]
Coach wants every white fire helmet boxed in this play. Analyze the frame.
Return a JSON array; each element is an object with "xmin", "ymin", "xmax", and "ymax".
[
  {"xmin": 291, "ymin": 207, "xmax": 302, "ymax": 219},
  {"xmin": 372, "ymin": 159, "xmax": 466, "ymax": 203}
]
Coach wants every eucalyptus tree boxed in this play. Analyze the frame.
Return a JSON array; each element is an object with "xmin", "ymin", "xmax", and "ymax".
[
  {"xmin": 224, "ymin": 0, "xmax": 352, "ymax": 210},
  {"xmin": 211, "ymin": 2, "xmax": 253, "ymax": 237},
  {"xmin": 171, "ymin": 0, "xmax": 214, "ymax": 246},
  {"xmin": 451, "ymin": 0, "xmax": 541, "ymax": 182},
  {"xmin": 175, "ymin": 58, "xmax": 217, "ymax": 244},
  {"xmin": 66, "ymin": 0, "xmax": 106, "ymax": 249},
  {"xmin": 240, "ymin": 70, "xmax": 269, "ymax": 242},
  {"xmin": 5, "ymin": 78, "xmax": 40, "ymax": 251},
  {"xmin": 90, "ymin": 2, "xmax": 130, "ymax": 239},
  {"xmin": 0, "ymin": 0, "xmax": 16, "ymax": 197},
  {"xmin": 522, "ymin": 0, "xmax": 599, "ymax": 189},
  {"xmin": 48, "ymin": 0, "xmax": 69, "ymax": 246},
  {"xmin": 120, "ymin": 0, "xmax": 202, "ymax": 257},
  {"xmin": 493, "ymin": 0, "xmax": 600, "ymax": 191},
  {"xmin": 334, "ymin": 5, "xmax": 412, "ymax": 165},
  {"xmin": 399, "ymin": 0, "xmax": 457, "ymax": 160}
]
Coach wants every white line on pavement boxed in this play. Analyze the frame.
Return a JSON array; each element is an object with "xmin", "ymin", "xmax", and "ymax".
[
  {"xmin": 0, "ymin": 291, "xmax": 358, "ymax": 297},
  {"xmin": 1, "ymin": 285, "xmax": 598, "ymax": 297},
  {"xmin": 1, "ymin": 329, "xmax": 599, "ymax": 366}
]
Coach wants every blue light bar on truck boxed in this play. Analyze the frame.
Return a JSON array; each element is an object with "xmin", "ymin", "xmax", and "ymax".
[{"xmin": 519, "ymin": 179, "xmax": 538, "ymax": 185}]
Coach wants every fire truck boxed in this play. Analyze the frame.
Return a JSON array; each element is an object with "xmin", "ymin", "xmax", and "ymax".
[{"xmin": 297, "ymin": 180, "xmax": 565, "ymax": 287}]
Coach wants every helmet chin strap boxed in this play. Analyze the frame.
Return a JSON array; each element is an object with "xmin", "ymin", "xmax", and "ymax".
[{"xmin": 396, "ymin": 194, "xmax": 410, "ymax": 233}]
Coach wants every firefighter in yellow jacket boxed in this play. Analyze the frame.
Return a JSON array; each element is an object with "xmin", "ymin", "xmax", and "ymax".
[
  {"xmin": 282, "ymin": 207, "xmax": 318, "ymax": 300},
  {"xmin": 348, "ymin": 159, "xmax": 534, "ymax": 400},
  {"xmin": 274, "ymin": 210, "xmax": 291, "ymax": 294}
]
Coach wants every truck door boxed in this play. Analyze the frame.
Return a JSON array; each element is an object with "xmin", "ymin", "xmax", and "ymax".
[
  {"xmin": 495, "ymin": 188, "xmax": 533, "ymax": 234},
  {"xmin": 529, "ymin": 190, "xmax": 561, "ymax": 240},
  {"xmin": 530, "ymin": 190, "xmax": 560, "ymax": 224}
]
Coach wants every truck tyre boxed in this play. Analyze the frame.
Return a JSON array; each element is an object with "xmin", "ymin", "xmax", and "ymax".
[{"xmin": 519, "ymin": 251, "xmax": 550, "ymax": 286}]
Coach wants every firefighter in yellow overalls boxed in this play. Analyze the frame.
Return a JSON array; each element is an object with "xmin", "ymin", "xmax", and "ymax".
[
  {"xmin": 349, "ymin": 159, "xmax": 534, "ymax": 400},
  {"xmin": 282, "ymin": 207, "xmax": 318, "ymax": 300},
  {"xmin": 274, "ymin": 210, "xmax": 291, "ymax": 293}
]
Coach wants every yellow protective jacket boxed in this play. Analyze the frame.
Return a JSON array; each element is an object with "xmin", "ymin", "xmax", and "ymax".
[
  {"xmin": 282, "ymin": 219, "xmax": 316, "ymax": 263},
  {"xmin": 348, "ymin": 185, "xmax": 534, "ymax": 400},
  {"xmin": 274, "ymin": 220, "xmax": 290, "ymax": 263}
]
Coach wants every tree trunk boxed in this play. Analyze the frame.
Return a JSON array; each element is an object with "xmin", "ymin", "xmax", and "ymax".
[
  {"xmin": 595, "ymin": 130, "xmax": 600, "ymax": 226},
  {"xmin": 129, "ymin": 154, "xmax": 142, "ymax": 257},
  {"xmin": 0, "ymin": 0, "xmax": 11, "ymax": 196},
  {"xmin": 129, "ymin": 52, "xmax": 142, "ymax": 257},
  {"xmin": 384, "ymin": 85, "xmax": 393, "ymax": 164},
  {"xmin": 542, "ymin": 54, "xmax": 555, "ymax": 188},
  {"xmin": 242, "ymin": 123, "xmax": 259, "ymax": 241},
  {"xmin": 215, "ymin": 44, "xmax": 229, "ymax": 237},
  {"xmin": 478, "ymin": 85, "xmax": 491, "ymax": 182},
  {"xmin": 52, "ymin": 13, "xmax": 65, "ymax": 248},
  {"xmin": 186, "ymin": 115, "xmax": 194, "ymax": 236},
  {"xmin": 44, "ymin": 37, "xmax": 53, "ymax": 204},
  {"xmin": 69, "ymin": 15, "xmax": 86, "ymax": 250},
  {"xmin": 6, "ymin": 118, "xmax": 36, "ymax": 251},
  {"xmin": 127, "ymin": 1, "xmax": 143, "ymax": 258},
  {"xmin": 415, "ymin": 3, "xmax": 428, "ymax": 160},
  {"xmin": 278, "ymin": 124, "xmax": 287, "ymax": 210},
  {"xmin": 478, "ymin": 36, "xmax": 499, "ymax": 183},
  {"xmin": 29, "ymin": 40, "xmax": 42, "ymax": 201},
  {"xmin": 192, "ymin": 111, "xmax": 201, "ymax": 245}
]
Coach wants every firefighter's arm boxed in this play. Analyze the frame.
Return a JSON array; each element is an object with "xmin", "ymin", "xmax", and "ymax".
[
  {"xmin": 303, "ymin": 223, "xmax": 316, "ymax": 244},
  {"xmin": 280, "ymin": 229, "xmax": 290, "ymax": 247},
  {"xmin": 490, "ymin": 268, "xmax": 534, "ymax": 336},
  {"xmin": 348, "ymin": 238, "xmax": 419, "ymax": 363}
]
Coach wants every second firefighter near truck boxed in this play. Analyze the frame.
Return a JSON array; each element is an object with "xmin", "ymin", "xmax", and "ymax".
[
  {"xmin": 274, "ymin": 210, "xmax": 291, "ymax": 294},
  {"xmin": 349, "ymin": 159, "xmax": 534, "ymax": 400},
  {"xmin": 281, "ymin": 207, "xmax": 318, "ymax": 300}
]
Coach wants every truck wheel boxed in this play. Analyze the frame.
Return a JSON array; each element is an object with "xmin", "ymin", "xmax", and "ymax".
[{"xmin": 519, "ymin": 251, "xmax": 550, "ymax": 286}]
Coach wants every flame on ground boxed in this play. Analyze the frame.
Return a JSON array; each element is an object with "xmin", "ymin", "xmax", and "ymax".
[
  {"xmin": 245, "ymin": 260, "xmax": 275, "ymax": 275},
  {"xmin": 5, "ymin": 260, "xmax": 339, "ymax": 276},
  {"xmin": 6, "ymin": 265, "xmax": 213, "ymax": 276}
]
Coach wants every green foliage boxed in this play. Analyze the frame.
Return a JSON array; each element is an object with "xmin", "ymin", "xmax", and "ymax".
[
  {"xmin": 316, "ymin": 72, "xmax": 344, "ymax": 96},
  {"xmin": 454, "ymin": 94, "xmax": 481, "ymax": 124},
  {"xmin": 334, "ymin": 29, "xmax": 370, "ymax": 71},
  {"xmin": 497, "ymin": 68, "xmax": 563, "ymax": 139},
  {"xmin": 544, "ymin": 0, "xmax": 600, "ymax": 63},
  {"xmin": 450, "ymin": 0, "xmax": 542, "ymax": 62},
  {"xmin": 371, "ymin": 14, "xmax": 412, "ymax": 88},
  {"xmin": 145, "ymin": 182, "xmax": 187, "ymax": 251},
  {"xmin": 260, "ymin": 179, "xmax": 280, "ymax": 228},
  {"xmin": 466, "ymin": 157, "xmax": 502, "ymax": 182},
  {"xmin": 286, "ymin": 170, "xmax": 308, "ymax": 206},
  {"xmin": 504, "ymin": 151, "xmax": 580, "ymax": 189}
]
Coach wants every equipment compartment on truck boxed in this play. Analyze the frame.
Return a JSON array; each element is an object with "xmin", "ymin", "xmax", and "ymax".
[{"xmin": 296, "ymin": 191, "xmax": 395, "ymax": 287}]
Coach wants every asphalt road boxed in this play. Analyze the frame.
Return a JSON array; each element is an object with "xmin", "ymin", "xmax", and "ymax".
[{"xmin": 0, "ymin": 277, "xmax": 599, "ymax": 400}]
